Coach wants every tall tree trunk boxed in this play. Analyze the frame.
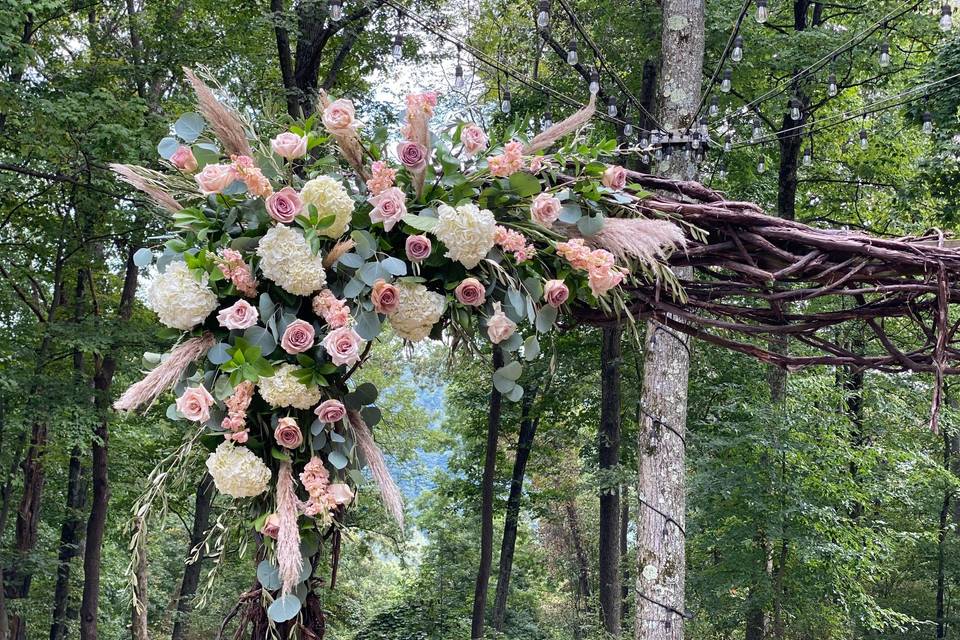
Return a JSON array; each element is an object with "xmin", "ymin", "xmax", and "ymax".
[
  {"xmin": 565, "ymin": 500, "xmax": 592, "ymax": 616},
  {"xmin": 50, "ymin": 447, "xmax": 88, "ymax": 640},
  {"xmin": 171, "ymin": 473, "xmax": 215, "ymax": 640},
  {"xmin": 599, "ymin": 326, "xmax": 623, "ymax": 635},
  {"xmin": 131, "ymin": 517, "xmax": 149, "ymax": 640},
  {"xmin": 635, "ymin": 2, "xmax": 703, "ymax": 639},
  {"xmin": 470, "ymin": 345, "xmax": 504, "ymax": 639},
  {"xmin": 492, "ymin": 388, "xmax": 539, "ymax": 631},
  {"xmin": 936, "ymin": 424, "xmax": 952, "ymax": 639},
  {"xmin": 620, "ymin": 485, "xmax": 630, "ymax": 624},
  {"xmin": 80, "ymin": 246, "xmax": 139, "ymax": 640}
]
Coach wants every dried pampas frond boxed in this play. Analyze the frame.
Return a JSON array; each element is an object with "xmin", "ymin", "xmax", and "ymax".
[
  {"xmin": 276, "ymin": 460, "xmax": 303, "ymax": 595},
  {"xmin": 114, "ymin": 333, "xmax": 215, "ymax": 412},
  {"xmin": 347, "ymin": 410, "xmax": 404, "ymax": 528},
  {"xmin": 323, "ymin": 239, "xmax": 356, "ymax": 269},
  {"xmin": 182, "ymin": 67, "xmax": 252, "ymax": 158},
  {"xmin": 587, "ymin": 217, "xmax": 687, "ymax": 266},
  {"xmin": 524, "ymin": 94, "xmax": 596, "ymax": 154},
  {"xmin": 316, "ymin": 91, "xmax": 372, "ymax": 182},
  {"xmin": 110, "ymin": 164, "xmax": 183, "ymax": 213}
]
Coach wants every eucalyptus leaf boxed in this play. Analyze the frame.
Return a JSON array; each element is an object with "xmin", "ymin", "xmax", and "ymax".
[
  {"xmin": 222, "ymin": 180, "xmax": 247, "ymax": 196},
  {"xmin": 343, "ymin": 277, "xmax": 365, "ymax": 299},
  {"xmin": 492, "ymin": 374, "xmax": 517, "ymax": 394},
  {"xmin": 157, "ymin": 137, "xmax": 179, "ymax": 159},
  {"xmin": 353, "ymin": 382, "xmax": 378, "ymax": 405},
  {"xmin": 243, "ymin": 326, "xmax": 276, "ymax": 356},
  {"xmin": 535, "ymin": 305, "xmax": 558, "ymax": 333},
  {"xmin": 523, "ymin": 335, "xmax": 541, "ymax": 361},
  {"xmin": 133, "ymin": 248, "xmax": 154, "ymax": 267},
  {"xmin": 208, "ymin": 342, "xmax": 232, "ymax": 365},
  {"xmin": 558, "ymin": 203, "xmax": 583, "ymax": 223},
  {"xmin": 174, "ymin": 112, "xmax": 205, "ymax": 143},
  {"xmin": 338, "ymin": 252, "xmax": 365, "ymax": 269},
  {"xmin": 354, "ymin": 310, "xmax": 381, "ymax": 341},
  {"xmin": 257, "ymin": 561, "xmax": 282, "ymax": 591},
  {"xmin": 327, "ymin": 450, "xmax": 348, "ymax": 470},
  {"xmin": 577, "ymin": 214, "xmax": 605, "ymax": 236},
  {"xmin": 401, "ymin": 213, "xmax": 439, "ymax": 232},
  {"xmin": 381, "ymin": 256, "xmax": 408, "ymax": 276},
  {"xmin": 360, "ymin": 405, "xmax": 382, "ymax": 427},
  {"xmin": 267, "ymin": 594, "xmax": 301, "ymax": 623},
  {"xmin": 506, "ymin": 384, "xmax": 525, "ymax": 402}
]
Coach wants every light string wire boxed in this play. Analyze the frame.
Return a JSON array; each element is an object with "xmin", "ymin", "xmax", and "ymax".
[
  {"xmin": 731, "ymin": 69, "xmax": 960, "ymax": 148},
  {"xmin": 691, "ymin": 0, "xmax": 754, "ymax": 123},
  {"xmin": 381, "ymin": 0, "xmax": 631, "ymax": 127},
  {"xmin": 710, "ymin": 0, "xmax": 924, "ymax": 126},
  {"xmin": 551, "ymin": 0, "xmax": 664, "ymax": 130}
]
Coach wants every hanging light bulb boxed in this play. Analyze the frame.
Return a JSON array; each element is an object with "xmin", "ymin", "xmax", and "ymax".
[
  {"xmin": 756, "ymin": 0, "xmax": 769, "ymax": 24},
  {"xmin": 803, "ymin": 144, "xmax": 812, "ymax": 166},
  {"xmin": 719, "ymin": 164, "xmax": 727, "ymax": 180},
  {"xmin": 724, "ymin": 131, "xmax": 733, "ymax": 152},
  {"xmin": 566, "ymin": 39, "xmax": 578, "ymax": 65},
  {"xmin": 721, "ymin": 68, "xmax": 732, "ymax": 93},
  {"xmin": 501, "ymin": 88, "xmax": 511, "ymax": 113},
  {"xmin": 454, "ymin": 63, "xmax": 464, "ymax": 88},
  {"xmin": 655, "ymin": 145, "xmax": 664, "ymax": 161},
  {"xmin": 544, "ymin": 110, "xmax": 553, "ymax": 129},
  {"xmin": 879, "ymin": 41, "xmax": 890, "ymax": 67},
  {"xmin": 923, "ymin": 110, "xmax": 934, "ymax": 134},
  {"xmin": 691, "ymin": 131, "xmax": 701, "ymax": 150},
  {"xmin": 640, "ymin": 130, "xmax": 650, "ymax": 147},
  {"xmin": 859, "ymin": 128, "xmax": 869, "ymax": 150},
  {"xmin": 699, "ymin": 116, "xmax": 709, "ymax": 136},
  {"xmin": 790, "ymin": 98, "xmax": 802, "ymax": 121},
  {"xmin": 329, "ymin": 0, "xmax": 343, "ymax": 21},
  {"xmin": 607, "ymin": 96, "xmax": 618, "ymax": 117},
  {"xmin": 623, "ymin": 121, "xmax": 633, "ymax": 136},
  {"xmin": 757, "ymin": 156, "xmax": 766, "ymax": 174},
  {"xmin": 588, "ymin": 68, "xmax": 600, "ymax": 95},
  {"xmin": 940, "ymin": 4, "xmax": 953, "ymax": 31},
  {"xmin": 752, "ymin": 117, "xmax": 763, "ymax": 142},
  {"xmin": 684, "ymin": 142, "xmax": 692, "ymax": 161},
  {"xmin": 827, "ymin": 72, "xmax": 838, "ymax": 97},
  {"xmin": 709, "ymin": 96, "xmax": 720, "ymax": 117},
  {"xmin": 731, "ymin": 35, "xmax": 744, "ymax": 63},
  {"xmin": 392, "ymin": 33, "xmax": 403, "ymax": 61},
  {"xmin": 536, "ymin": 0, "xmax": 550, "ymax": 29}
]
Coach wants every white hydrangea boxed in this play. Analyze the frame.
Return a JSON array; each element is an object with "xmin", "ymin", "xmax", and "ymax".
[
  {"xmin": 258, "ymin": 363, "xmax": 323, "ymax": 409},
  {"xmin": 433, "ymin": 203, "xmax": 497, "ymax": 269},
  {"xmin": 144, "ymin": 261, "xmax": 218, "ymax": 330},
  {"xmin": 300, "ymin": 175, "xmax": 354, "ymax": 238},
  {"xmin": 256, "ymin": 225, "xmax": 327, "ymax": 296},
  {"xmin": 389, "ymin": 283, "xmax": 446, "ymax": 342},
  {"xmin": 205, "ymin": 442, "xmax": 272, "ymax": 498}
]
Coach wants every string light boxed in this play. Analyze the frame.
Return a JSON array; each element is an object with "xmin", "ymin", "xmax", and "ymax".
[
  {"xmin": 392, "ymin": 33, "xmax": 404, "ymax": 61},
  {"xmin": 607, "ymin": 96, "xmax": 618, "ymax": 117},
  {"xmin": 731, "ymin": 35, "xmax": 744, "ymax": 63},
  {"xmin": 790, "ymin": 98, "xmax": 802, "ymax": 121},
  {"xmin": 859, "ymin": 127, "xmax": 869, "ymax": 150},
  {"xmin": 691, "ymin": 131, "xmax": 702, "ymax": 150},
  {"xmin": 721, "ymin": 68, "xmax": 732, "ymax": 93},
  {"xmin": 719, "ymin": 163, "xmax": 728, "ymax": 180},
  {"xmin": 566, "ymin": 38, "xmax": 578, "ymax": 65},
  {"xmin": 329, "ymin": 0, "xmax": 343, "ymax": 21},
  {"xmin": 724, "ymin": 131, "xmax": 734, "ymax": 152},
  {"xmin": 544, "ymin": 109, "xmax": 553, "ymax": 129},
  {"xmin": 454, "ymin": 45, "xmax": 464, "ymax": 88},
  {"xmin": 879, "ymin": 40, "xmax": 891, "ymax": 67},
  {"xmin": 756, "ymin": 0, "xmax": 769, "ymax": 24},
  {"xmin": 803, "ymin": 142, "xmax": 813, "ymax": 166},
  {"xmin": 709, "ymin": 95, "xmax": 720, "ymax": 117},
  {"xmin": 640, "ymin": 130, "xmax": 650, "ymax": 147},
  {"xmin": 501, "ymin": 86, "xmax": 511, "ymax": 113},
  {"xmin": 699, "ymin": 116, "xmax": 709, "ymax": 136},
  {"xmin": 940, "ymin": 4, "xmax": 953, "ymax": 31},
  {"xmin": 536, "ymin": 0, "xmax": 551, "ymax": 29},
  {"xmin": 757, "ymin": 155, "xmax": 766, "ymax": 173},
  {"xmin": 828, "ymin": 72, "xmax": 838, "ymax": 97},
  {"xmin": 589, "ymin": 67, "xmax": 600, "ymax": 95},
  {"xmin": 623, "ymin": 121, "xmax": 634, "ymax": 136},
  {"xmin": 752, "ymin": 117, "xmax": 763, "ymax": 141},
  {"xmin": 923, "ymin": 109, "xmax": 934, "ymax": 134}
]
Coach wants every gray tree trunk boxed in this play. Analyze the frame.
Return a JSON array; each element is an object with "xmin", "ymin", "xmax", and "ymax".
[
  {"xmin": 635, "ymin": 2, "xmax": 704, "ymax": 638},
  {"xmin": 599, "ymin": 326, "xmax": 623, "ymax": 635}
]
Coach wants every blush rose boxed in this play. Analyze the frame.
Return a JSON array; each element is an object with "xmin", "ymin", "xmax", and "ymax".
[
  {"xmin": 322, "ymin": 326, "xmax": 363, "ymax": 367},
  {"xmin": 455, "ymin": 278, "xmax": 486, "ymax": 306},
  {"xmin": 176, "ymin": 385, "xmax": 215, "ymax": 423},
  {"xmin": 397, "ymin": 141, "xmax": 427, "ymax": 169},
  {"xmin": 461, "ymin": 124, "xmax": 489, "ymax": 156},
  {"xmin": 368, "ymin": 186, "xmax": 407, "ymax": 232},
  {"xmin": 314, "ymin": 399, "xmax": 347, "ymax": 423},
  {"xmin": 265, "ymin": 187, "xmax": 303, "ymax": 224},
  {"xmin": 217, "ymin": 300, "xmax": 259, "ymax": 330},
  {"xmin": 543, "ymin": 279, "xmax": 570, "ymax": 308},
  {"xmin": 271, "ymin": 132, "xmax": 308, "ymax": 160},
  {"xmin": 486, "ymin": 303, "xmax": 517, "ymax": 344},
  {"xmin": 170, "ymin": 145, "xmax": 198, "ymax": 172},
  {"xmin": 281, "ymin": 319, "xmax": 315, "ymax": 354},
  {"xmin": 530, "ymin": 193, "xmax": 562, "ymax": 227},
  {"xmin": 601, "ymin": 165, "xmax": 628, "ymax": 191},
  {"xmin": 405, "ymin": 235, "xmax": 432, "ymax": 262},
  {"xmin": 274, "ymin": 417, "xmax": 303, "ymax": 449},
  {"xmin": 195, "ymin": 163, "xmax": 236, "ymax": 194},
  {"xmin": 371, "ymin": 279, "xmax": 400, "ymax": 315}
]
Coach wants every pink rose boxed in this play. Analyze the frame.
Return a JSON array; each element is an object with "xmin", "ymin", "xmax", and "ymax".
[
  {"xmin": 461, "ymin": 124, "xmax": 489, "ymax": 156},
  {"xmin": 195, "ymin": 163, "xmax": 236, "ymax": 194},
  {"xmin": 530, "ymin": 193, "xmax": 562, "ymax": 227},
  {"xmin": 274, "ymin": 417, "xmax": 303, "ymax": 449},
  {"xmin": 271, "ymin": 132, "xmax": 307, "ymax": 160},
  {"xmin": 280, "ymin": 319, "xmax": 315, "ymax": 354},
  {"xmin": 543, "ymin": 279, "xmax": 569, "ymax": 308},
  {"xmin": 261, "ymin": 513, "xmax": 281, "ymax": 539},
  {"xmin": 322, "ymin": 99, "xmax": 358, "ymax": 133},
  {"xmin": 328, "ymin": 483, "xmax": 354, "ymax": 506},
  {"xmin": 176, "ymin": 385, "xmax": 215, "ymax": 423},
  {"xmin": 217, "ymin": 300, "xmax": 259, "ymax": 330},
  {"xmin": 314, "ymin": 399, "xmax": 346, "ymax": 423},
  {"xmin": 371, "ymin": 279, "xmax": 400, "ymax": 315},
  {"xmin": 455, "ymin": 278, "xmax": 486, "ymax": 306},
  {"xmin": 368, "ymin": 186, "xmax": 407, "ymax": 232},
  {"xmin": 588, "ymin": 267, "xmax": 625, "ymax": 297},
  {"xmin": 265, "ymin": 186, "xmax": 303, "ymax": 224},
  {"xmin": 601, "ymin": 165, "xmax": 627, "ymax": 191},
  {"xmin": 170, "ymin": 145, "xmax": 198, "ymax": 172},
  {"xmin": 322, "ymin": 326, "xmax": 363, "ymax": 367},
  {"xmin": 405, "ymin": 235, "xmax": 432, "ymax": 262},
  {"xmin": 486, "ymin": 302, "xmax": 517, "ymax": 344},
  {"xmin": 397, "ymin": 141, "xmax": 427, "ymax": 169}
]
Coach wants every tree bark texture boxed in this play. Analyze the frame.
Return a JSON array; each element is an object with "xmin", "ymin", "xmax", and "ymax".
[
  {"xmin": 131, "ymin": 517, "xmax": 149, "ymax": 640},
  {"xmin": 492, "ymin": 388, "xmax": 539, "ymax": 631},
  {"xmin": 171, "ymin": 473, "xmax": 215, "ymax": 640},
  {"xmin": 599, "ymin": 326, "xmax": 623, "ymax": 635},
  {"xmin": 635, "ymin": 2, "xmax": 703, "ymax": 638},
  {"xmin": 565, "ymin": 500, "xmax": 592, "ymax": 617},
  {"xmin": 470, "ymin": 346, "xmax": 504, "ymax": 639},
  {"xmin": 49, "ymin": 447, "xmax": 88, "ymax": 640}
]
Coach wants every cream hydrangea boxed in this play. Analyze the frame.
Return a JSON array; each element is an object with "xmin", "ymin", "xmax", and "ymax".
[
  {"xmin": 433, "ymin": 203, "xmax": 497, "ymax": 269},
  {"xmin": 205, "ymin": 442, "xmax": 272, "ymax": 498},
  {"xmin": 258, "ymin": 363, "xmax": 323, "ymax": 409},
  {"xmin": 389, "ymin": 282, "xmax": 446, "ymax": 342},
  {"xmin": 256, "ymin": 225, "xmax": 327, "ymax": 296},
  {"xmin": 300, "ymin": 175, "xmax": 354, "ymax": 238},
  {"xmin": 144, "ymin": 261, "xmax": 218, "ymax": 330}
]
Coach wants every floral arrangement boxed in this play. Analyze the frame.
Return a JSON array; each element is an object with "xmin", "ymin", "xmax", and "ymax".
[{"xmin": 112, "ymin": 68, "xmax": 684, "ymax": 632}]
